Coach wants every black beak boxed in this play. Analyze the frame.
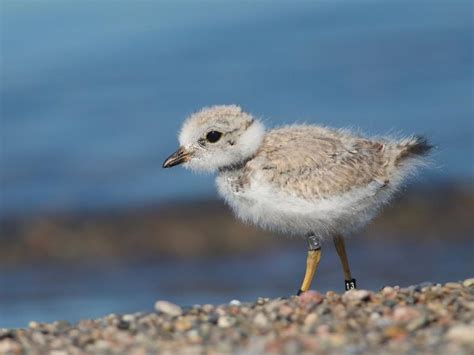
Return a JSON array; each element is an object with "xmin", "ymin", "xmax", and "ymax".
[{"xmin": 163, "ymin": 147, "xmax": 191, "ymax": 168}]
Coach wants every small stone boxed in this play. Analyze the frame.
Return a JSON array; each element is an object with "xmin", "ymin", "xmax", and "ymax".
[
  {"xmin": 229, "ymin": 299, "xmax": 241, "ymax": 306},
  {"xmin": 343, "ymin": 289, "xmax": 371, "ymax": 302},
  {"xmin": 445, "ymin": 282, "xmax": 462, "ymax": 289},
  {"xmin": 0, "ymin": 339, "xmax": 21, "ymax": 353},
  {"xmin": 50, "ymin": 351, "xmax": 68, "ymax": 355},
  {"xmin": 381, "ymin": 286, "xmax": 397, "ymax": 298},
  {"xmin": 122, "ymin": 314, "xmax": 135, "ymax": 322},
  {"xmin": 406, "ymin": 315, "xmax": 427, "ymax": 331},
  {"xmin": 154, "ymin": 301, "xmax": 183, "ymax": 317},
  {"xmin": 28, "ymin": 321, "xmax": 40, "ymax": 329},
  {"xmin": 384, "ymin": 326, "xmax": 407, "ymax": 340},
  {"xmin": 117, "ymin": 320, "xmax": 129, "ymax": 330},
  {"xmin": 186, "ymin": 329, "xmax": 201, "ymax": 343},
  {"xmin": 446, "ymin": 325, "xmax": 474, "ymax": 345},
  {"xmin": 299, "ymin": 291, "xmax": 324, "ymax": 304},
  {"xmin": 279, "ymin": 304, "xmax": 293, "ymax": 318},
  {"xmin": 393, "ymin": 306, "xmax": 421, "ymax": 323},
  {"xmin": 419, "ymin": 281, "xmax": 434, "ymax": 289},
  {"xmin": 304, "ymin": 313, "xmax": 318, "ymax": 326},
  {"xmin": 217, "ymin": 316, "xmax": 235, "ymax": 328},
  {"xmin": 253, "ymin": 313, "xmax": 269, "ymax": 328},
  {"xmin": 53, "ymin": 320, "xmax": 70, "ymax": 331},
  {"xmin": 463, "ymin": 278, "xmax": 474, "ymax": 287},
  {"xmin": 32, "ymin": 331, "xmax": 46, "ymax": 345},
  {"xmin": 202, "ymin": 304, "xmax": 214, "ymax": 312},
  {"xmin": 175, "ymin": 318, "xmax": 193, "ymax": 332}
]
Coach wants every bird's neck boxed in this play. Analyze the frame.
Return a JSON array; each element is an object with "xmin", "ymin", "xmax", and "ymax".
[{"xmin": 218, "ymin": 155, "xmax": 254, "ymax": 174}]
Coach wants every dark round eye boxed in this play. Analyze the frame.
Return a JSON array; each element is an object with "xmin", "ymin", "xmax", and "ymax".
[{"xmin": 206, "ymin": 131, "xmax": 222, "ymax": 143}]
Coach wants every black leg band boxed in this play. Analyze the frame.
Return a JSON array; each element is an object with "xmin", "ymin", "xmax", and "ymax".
[
  {"xmin": 296, "ymin": 289, "xmax": 303, "ymax": 296},
  {"xmin": 345, "ymin": 279, "xmax": 357, "ymax": 291}
]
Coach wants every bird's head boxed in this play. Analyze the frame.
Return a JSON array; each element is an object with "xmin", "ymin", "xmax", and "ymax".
[{"xmin": 163, "ymin": 105, "xmax": 265, "ymax": 172}]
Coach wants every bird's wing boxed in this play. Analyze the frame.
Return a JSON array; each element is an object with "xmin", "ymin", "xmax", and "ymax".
[{"xmin": 246, "ymin": 126, "xmax": 390, "ymax": 200}]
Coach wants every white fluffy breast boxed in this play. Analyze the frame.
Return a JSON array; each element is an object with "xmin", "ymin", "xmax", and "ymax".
[{"xmin": 216, "ymin": 171, "xmax": 395, "ymax": 239}]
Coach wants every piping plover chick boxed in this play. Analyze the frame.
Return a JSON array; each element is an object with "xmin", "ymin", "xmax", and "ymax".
[{"xmin": 163, "ymin": 105, "xmax": 432, "ymax": 294}]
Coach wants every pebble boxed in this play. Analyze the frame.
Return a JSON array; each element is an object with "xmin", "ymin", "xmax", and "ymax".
[
  {"xmin": 393, "ymin": 306, "xmax": 421, "ymax": 323},
  {"xmin": 217, "ymin": 316, "xmax": 235, "ymax": 328},
  {"xmin": 253, "ymin": 313, "xmax": 269, "ymax": 328},
  {"xmin": 298, "ymin": 290, "xmax": 324, "ymax": 304},
  {"xmin": 445, "ymin": 282, "xmax": 462, "ymax": 289},
  {"xmin": 342, "ymin": 289, "xmax": 371, "ymax": 302},
  {"xmin": 229, "ymin": 299, "xmax": 241, "ymax": 306},
  {"xmin": 2, "ymin": 281, "xmax": 472, "ymax": 354},
  {"xmin": 304, "ymin": 313, "xmax": 318, "ymax": 326},
  {"xmin": 154, "ymin": 301, "xmax": 183, "ymax": 317},
  {"xmin": 122, "ymin": 314, "xmax": 135, "ymax": 322},
  {"xmin": 446, "ymin": 325, "xmax": 474, "ymax": 345},
  {"xmin": 463, "ymin": 278, "xmax": 474, "ymax": 287},
  {"xmin": 174, "ymin": 318, "xmax": 193, "ymax": 332}
]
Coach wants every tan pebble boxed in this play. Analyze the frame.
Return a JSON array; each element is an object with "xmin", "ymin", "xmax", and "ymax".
[
  {"xmin": 130, "ymin": 348, "xmax": 147, "ymax": 355},
  {"xmin": 463, "ymin": 278, "xmax": 474, "ymax": 287},
  {"xmin": 328, "ymin": 334, "xmax": 345, "ymax": 346},
  {"xmin": 50, "ymin": 351, "xmax": 68, "ymax": 355},
  {"xmin": 393, "ymin": 306, "xmax": 421, "ymax": 323},
  {"xmin": 217, "ymin": 316, "xmax": 235, "ymax": 328},
  {"xmin": 202, "ymin": 304, "xmax": 214, "ymax": 312},
  {"xmin": 342, "ymin": 289, "xmax": 371, "ymax": 302},
  {"xmin": 446, "ymin": 325, "xmax": 474, "ymax": 345},
  {"xmin": 28, "ymin": 321, "xmax": 40, "ymax": 329},
  {"xmin": 187, "ymin": 329, "xmax": 201, "ymax": 343},
  {"xmin": 384, "ymin": 326, "xmax": 407, "ymax": 340},
  {"xmin": 299, "ymin": 291, "xmax": 324, "ymax": 304},
  {"xmin": 216, "ymin": 307, "xmax": 227, "ymax": 316},
  {"xmin": 406, "ymin": 315, "xmax": 427, "ymax": 331},
  {"xmin": 94, "ymin": 340, "xmax": 111, "ymax": 349},
  {"xmin": 253, "ymin": 312, "xmax": 269, "ymax": 328},
  {"xmin": 304, "ymin": 313, "xmax": 318, "ymax": 326},
  {"xmin": 279, "ymin": 305, "xmax": 293, "ymax": 317},
  {"xmin": 31, "ymin": 331, "xmax": 46, "ymax": 345},
  {"xmin": 316, "ymin": 324, "xmax": 330, "ymax": 335},
  {"xmin": 162, "ymin": 322, "xmax": 173, "ymax": 331},
  {"xmin": 381, "ymin": 286, "xmax": 397, "ymax": 298},
  {"xmin": 154, "ymin": 300, "xmax": 183, "ymax": 317},
  {"xmin": 445, "ymin": 282, "xmax": 462, "ymax": 289},
  {"xmin": 463, "ymin": 301, "xmax": 474, "ymax": 311},
  {"xmin": 175, "ymin": 318, "xmax": 193, "ymax": 332},
  {"xmin": 0, "ymin": 339, "xmax": 22, "ymax": 353}
]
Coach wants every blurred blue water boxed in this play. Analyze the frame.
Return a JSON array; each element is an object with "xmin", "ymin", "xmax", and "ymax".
[
  {"xmin": 1, "ymin": 240, "xmax": 473, "ymax": 328},
  {"xmin": 1, "ymin": 0, "xmax": 473, "ymax": 217}
]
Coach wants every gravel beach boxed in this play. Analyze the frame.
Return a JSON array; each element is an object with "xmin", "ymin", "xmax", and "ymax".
[{"xmin": 1, "ymin": 280, "xmax": 473, "ymax": 354}]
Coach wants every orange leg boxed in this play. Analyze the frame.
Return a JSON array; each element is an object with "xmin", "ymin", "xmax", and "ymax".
[
  {"xmin": 333, "ymin": 234, "xmax": 357, "ymax": 290},
  {"xmin": 297, "ymin": 235, "xmax": 322, "ymax": 295}
]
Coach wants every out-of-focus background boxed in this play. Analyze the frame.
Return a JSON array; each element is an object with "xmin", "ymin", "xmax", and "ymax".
[{"xmin": 1, "ymin": 0, "xmax": 473, "ymax": 328}]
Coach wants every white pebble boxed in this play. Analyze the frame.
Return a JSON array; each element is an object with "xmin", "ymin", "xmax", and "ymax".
[
  {"xmin": 154, "ymin": 300, "xmax": 183, "ymax": 316},
  {"xmin": 122, "ymin": 314, "xmax": 135, "ymax": 322},
  {"xmin": 217, "ymin": 316, "xmax": 235, "ymax": 328},
  {"xmin": 253, "ymin": 312, "xmax": 269, "ymax": 328},
  {"xmin": 446, "ymin": 325, "xmax": 474, "ymax": 345}
]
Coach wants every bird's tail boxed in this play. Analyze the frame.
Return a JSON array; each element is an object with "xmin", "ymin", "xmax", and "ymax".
[{"xmin": 395, "ymin": 135, "xmax": 433, "ymax": 165}]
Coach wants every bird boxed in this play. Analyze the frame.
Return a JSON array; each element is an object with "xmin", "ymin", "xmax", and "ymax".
[{"xmin": 163, "ymin": 105, "xmax": 432, "ymax": 294}]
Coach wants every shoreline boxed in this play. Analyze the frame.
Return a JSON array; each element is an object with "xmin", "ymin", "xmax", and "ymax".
[
  {"xmin": 1, "ymin": 280, "xmax": 473, "ymax": 354},
  {"xmin": 1, "ymin": 181, "xmax": 473, "ymax": 265}
]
